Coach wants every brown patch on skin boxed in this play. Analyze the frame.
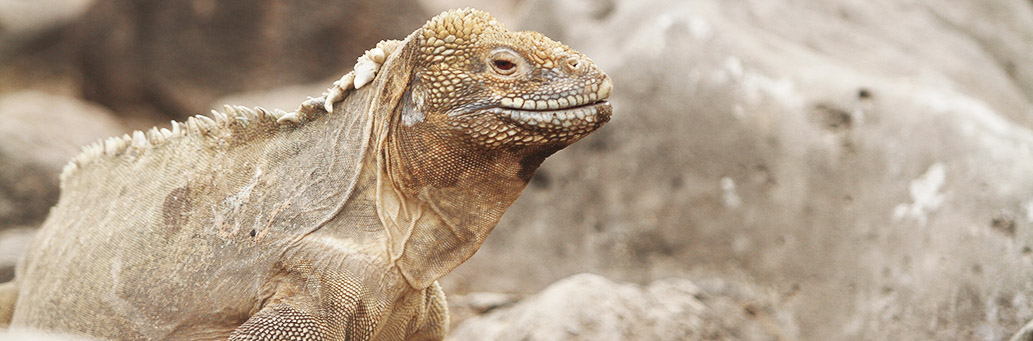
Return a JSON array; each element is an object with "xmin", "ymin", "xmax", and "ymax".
[{"xmin": 162, "ymin": 186, "xmax": 192, "ymax": 239}]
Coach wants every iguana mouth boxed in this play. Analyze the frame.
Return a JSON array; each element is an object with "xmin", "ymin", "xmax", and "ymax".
[
  {"xmin": 499, "ymin": 77, "xmax": 612, "ymax": 111},
  {"xmin": 491, "ymin": 78, "xmax": 612, "ymax": 129},
  {"xmin": 488, "ymin": 100, "xmax": 610, "ymax": 129}
]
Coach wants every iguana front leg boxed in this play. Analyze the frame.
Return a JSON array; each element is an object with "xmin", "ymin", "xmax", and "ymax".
[
  {"xmin": 229, "ymin": 302, "xmax": 334, "ymax": 340},
  {"xmin": 229, "ymin": 263, "xmax": 378, "ymax": 340},
  {"xmin": 404, "ymin": 282, "xmax": 449, "ymax": 341},
  {"xmin": 229, "ymin": 265, "xmax": 448, "ymax": 340},
  {"xmin": 228, "ymin": 291, "xmax": 447, "ymax": 340}
]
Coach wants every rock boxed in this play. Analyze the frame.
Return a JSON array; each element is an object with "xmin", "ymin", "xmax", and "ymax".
[
  {"xmin": 448, "ymin": 273, "xmax": 796, "ymax": 340},
  {"xmin": 0, "ymin": 0, "xmax": 93, "ymax": 56},
  {"xmin": 1012, "ymin": 319, "xmax": 1033, "ymax": 341},
  {"xmin": 0, "ymin": 228, "xmax": 36, "ymax": 283},
  {"xmin": 68, "ymin": 0, "xmax": 428, "ymax": 120},
  {"xmin": 445, "ymin": 291, "xmax": 518, "ymax": 331},
  {"xmin": 0, "ymin": 91, "xmax": 124, "ymax": 228},
  {"xmin": 0, "ymin": 328, "xmax": 94, "ymax": 341},
  {"xmin": 211, "ymin": 82, "xmax": 328, "ymax": 113},
  {"xmin": 0, "ymin": 0, "xmax": 89, "ymax": 97},
  {"xmin": 442, "ymin": 0, "xmax": 1033, "ymax": 339}
]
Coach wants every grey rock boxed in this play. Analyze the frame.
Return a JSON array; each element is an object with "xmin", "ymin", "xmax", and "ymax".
[
  {"xmin": 445, "ymin": 291, "xmax": 518, "ymax": 331},
  {"xmin": 0, "ymin": 0, "xmax": 93, "ymax": 56},
  {"xmin": 449, "ymin": 273, "xmax": 795, "ymax": 341},
  {"xmin": 0, "ymin": 91, "xmax": 123, "ymax": 228},
  {"xmin": 1012, "ymin": 319, "xmax": 1033, "ymax": 341},
  {"xmin": 211, "ymin": 82, "xmax": 328, "ymax": 114},
  {"xmin": 68, "ymin": 0, "xmax": 428, "ymax": 120},
  {"xmin": 0, "ymin": 328, "xmax": 96, "ymax": 340},
  {"xmin": 0, "ymin": 228, "xmax": 36, "ymax": 283}
]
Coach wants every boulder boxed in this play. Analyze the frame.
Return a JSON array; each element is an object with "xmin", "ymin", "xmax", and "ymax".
[
  {"xmin": 0, "ymin": 0, "xmax": 89, "ymax": 97},
  {"xmin": 0, "ymin": 228, "xmax": 35, "ymax": 283},
  {"xmin": 70, "ymin": 0, "xmax": 427, "ymax": 120},
  {"xmin": 0, "ymin": 0, "xmax": 93, "ymax": 56},
  {"xmin": 449, "ymin": 273, "xmax": 796, "ymax": 340},
  {"xmin": 0, "ymin": 91, "xmax": 124, "ymax": 228},
  {"xmin": 211, "ymin": 82, "xmax": 328, "ymax": 114},
  {"xmin": 0, "ymin": 328, "xmax": 94, "ymax": 341}
]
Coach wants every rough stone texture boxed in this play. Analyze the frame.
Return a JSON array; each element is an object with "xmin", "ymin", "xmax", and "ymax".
[
  {"xmin": 445, "ymin": 291, "xmax": 517, "ymax": 331},
  {"xmin": 0, "ymin": 1, "xmax": 87, "ymax": 99},
  {"xmin": 0, "ymin": 329, "xmax": 95, "ymax": 340},
  {"xmin": 440, "ymin": 0, "xmax": 1033, "ymax": 340},
  {"xmin": 0, "ymin": 0, "xmax": 93, "ymax": 56},
  {"xmin": 0, "ymin": 228, "xmax": 35, "ymax": 283},
  {"xmin": 1013, "ymin": 319, "xmax": 1033, "ymax": 341},
  {"xmin": 449, "ymin": 273, "xmax": 796, "ymax": 340},
  {"xmin": 211, "ymin": 82, "xmax": 328, "ymax": 114},
  {"xmin": 0, "ymin": 91, "xmax": 124, "ymax": 229},
  {"xmin": 68, "ymin": 0, "xmax": 427, "ymax": 121}
]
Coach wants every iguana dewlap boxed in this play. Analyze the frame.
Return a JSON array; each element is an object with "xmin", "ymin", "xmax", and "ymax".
[{"xmin": 0, "ymin": 8, "xmax": 612, "ymax": 340}]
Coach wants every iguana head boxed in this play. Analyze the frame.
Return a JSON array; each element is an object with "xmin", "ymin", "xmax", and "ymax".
[
  {"xmin": 372, "ymin": 8, "xmax": 614, "ymax": 289},
  {"xmin": 403, "ymin": 8, "xmax": 612, "ymax": 151}
]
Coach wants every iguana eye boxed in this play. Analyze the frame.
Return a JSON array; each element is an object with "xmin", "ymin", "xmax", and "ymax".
[
  {"xmin": 488, "ymin": 48, "xmax": 521, "ymax": 76},
  {"xmin": 494, "ymin": 60, "xmax": 516, "ymax": 71}
]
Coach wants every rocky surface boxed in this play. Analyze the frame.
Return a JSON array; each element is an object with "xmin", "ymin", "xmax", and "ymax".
[
  {"xmin": 448, "ymin": 273, "xmax": 796, "ymax": 341},
  {"xmin": 71, "ymin": 0, "xmax": 427, "ymax": 121},
  {"xmin": 0, "ymin": 0, "xmax": 427, "ymax": 124},
  {"xmin": 1013, "ymin": 319, "xmax": 1033, "ymax": 341},
  {"xmin": 0, "ymin": 228, "xmax": 34, "ymax": 284},
  {"xmin": 0, "ymin": 0, "xmax": 93, "ymax": 56},
  {"xmin": 0, "ymin": 91, "xmax": 124, "ymax": 229},
  {"xmin": 0, "ymin": 329, "xmax": 94, "ymax": 341}
]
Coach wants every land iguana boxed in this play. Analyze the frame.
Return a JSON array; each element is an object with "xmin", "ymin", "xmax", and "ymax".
[{"xmin": 0, "ymin": 8, "xmax": 612, "ymax": 340}]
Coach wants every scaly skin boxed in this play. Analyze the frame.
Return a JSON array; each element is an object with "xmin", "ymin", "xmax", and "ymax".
[{"xmin": 0, "ymin": 8, "xmax": 612, "ymax": 340}]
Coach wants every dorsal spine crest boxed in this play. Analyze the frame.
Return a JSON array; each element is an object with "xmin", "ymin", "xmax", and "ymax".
[
  {"xmin": 58, "ymin": 38, "xmax": 404, "ymax": 186},
  {"xmin": 59, "ymin": 104, "xmax": 318, "ymax": 187}
]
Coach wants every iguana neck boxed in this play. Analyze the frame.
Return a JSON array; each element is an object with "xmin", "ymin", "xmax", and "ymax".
[{"xmin": 377, "ymin": 109, "xmax": 558, "ymax": 289}]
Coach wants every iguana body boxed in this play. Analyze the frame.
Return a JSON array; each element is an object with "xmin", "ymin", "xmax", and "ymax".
[{"xmin": 0, "ymin": 8, "xmax": 612, "ymax": 340}]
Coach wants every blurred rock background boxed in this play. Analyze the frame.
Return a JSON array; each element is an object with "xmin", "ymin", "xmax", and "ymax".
[{"xmin": 1, "ymin": 0, "xmax": 1032, "ymax": 340}]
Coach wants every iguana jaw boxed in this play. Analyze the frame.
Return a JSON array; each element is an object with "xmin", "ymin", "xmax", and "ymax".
[
  {"xmin": 489, "ymin": 99, "xmax": 610, "ymax": 129},
  {"xmin": 489, "ymin": 75, "xmax": 612, "ymax": 128},
  {"xmin": 498, "ymin": 75, "xmax": 613, "ymax": 111},
  {"xmin": 479, "ymin": 100, "xmax": 610, "ymax": 145},
  {"xmin": 445, "ymin": 73, "xmax": 613, "ymax": 149}
]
